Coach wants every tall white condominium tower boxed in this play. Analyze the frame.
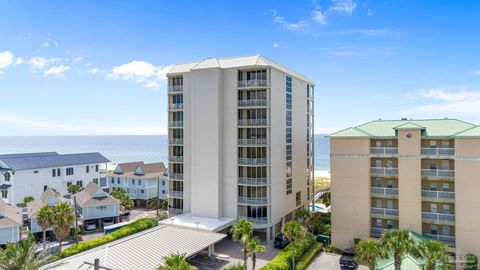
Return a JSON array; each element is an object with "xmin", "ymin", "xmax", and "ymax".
[{"xmin": 166, "ymin": 55, "xmax": 315, "ymax": 240}]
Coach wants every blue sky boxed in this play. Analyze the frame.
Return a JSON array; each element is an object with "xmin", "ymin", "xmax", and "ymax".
[{"xmin": 0, "ymin": 0, "xmax": 480, "ymax": 136}]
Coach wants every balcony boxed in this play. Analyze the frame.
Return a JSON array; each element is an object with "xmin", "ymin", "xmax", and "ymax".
[
  {"xmin": 238, "ymin": 177, "xmax": 269, "ymax": 186},
  {"xmin": 421, "ymin": 148, "xmax": 454, "ymax": 158},
  {"xmin": 238, "ymin": 158, "xmax": 268, "ymax": 165},
  {"xmin": 421, "ymin": 169, "xmax": 454, "ymax": 179},
  {"xmin": 169, "ymin": 190, "xmax": 184, "ymax": 198},
  {"xmin": 370, "ymin": 147, "xmax": 398, "ymax": 156},
  {"xmin": 371, "ymin": 227, "xmax": 393, "ymax": 237},
  {"xmin": 169, "ymin": 173, "xmax": 183, "ymax": 180},
  {"xmin": 238, "ymin": 138, "xmax": 268, "ymax": 146},
  {"xmin": 239, "ymin": 216, "xmax": 268, "ymax": 225},
  {"xmin": 169, "ymin": 121, "xmax": 183, "ymax": 128},
  {"xmin": 169, "ymin": 156, "xmax": 184, "ymax": 163},
  {"xmin": 421, "ymin": 190, "xmax": 455, "ymax": 202},
  {"xmin": 423, "ymin": 233, "xmax": 455, "ymax": 246},
  {"xmin": 238, "ymin": 99, "xmax": 268, "ymax": 107},
  {"xmin": 169, "ymin": 138, "xmax": 184, "ymax": 145},
  {"xmin": 238, "ymin": 119, "xmax": 268, "ymax": 126},
  {"xmin": 169, "ymin": 103, "xmax": 184, "ymax": 110},
  {"xmin": 168, "ymin": 85, "xmax": 183, "ymax": 93},
  {"xmin": 238, "ymin": 196, "xmax": 268, "ymax": 205},
  {"xmin": 237, "ymin": 80, "xmax": 269, "ymax": 88},
  {"xmin": 371, "ymin": 207, "xmax": 399, "ymax": 219},
  {"xmin": 371, "ymin": 167, "xmax": 398, "ymax": 177},
  {"xmin": 169, "ymin": 208, "xmax": 183, "ymax": 215},
  {"xmin": 371, "ymin": 187, "xmax": 399, "ymax": 197},
  {"xmin": 422, "ymin": 212, "xmax": 455, "ymax": 225}
]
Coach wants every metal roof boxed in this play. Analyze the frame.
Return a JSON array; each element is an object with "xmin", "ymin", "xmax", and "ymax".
[
  {"xmin": 0, "ymin": 152, "xmax": 110, "ymax": 171},
  {"xmin": 331, "ymin": 119, "xmax": 477, "ymax": 138},
  {"xmin": 41, "ymin": 225, "xmax": 227, "ymax": 270},
  {"xmin": 167, "ymin": 55, "xmax": 314, "ymax": 85}
]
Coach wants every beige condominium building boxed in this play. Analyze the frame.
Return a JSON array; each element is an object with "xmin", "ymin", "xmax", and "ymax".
[
  {"xmin": 330, "ymin": 118, "xmax": 480, "ymax": 258},
  {"xmin": 165, "ymin": 55, "xmax": 315, "ymax": 240}
]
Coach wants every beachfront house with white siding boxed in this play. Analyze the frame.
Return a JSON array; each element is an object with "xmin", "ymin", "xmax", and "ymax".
[
  {"xmin": 108, "ymin": 162, "xmax": 168, "ymax": 208},
  {"xmin": 0, "ymin": 199, "xmax": 22, "ymax": 245},
  {"xmin": 75, "ymin": 182, "xmax": 120, "ymax": 229},
  {"xmin": 0, "ymin": 152, "xmax": 110, "ymax": 205}
]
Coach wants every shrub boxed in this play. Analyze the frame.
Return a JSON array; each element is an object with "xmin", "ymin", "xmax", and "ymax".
[
  {"xmin": 295, "ymin": 242, "xmax": 323, "ymax": 269},
  {"xmin": 324, "ymin": 245, "xmax": 343, "ymax": 254},
  {"xmin": 466, "ymin": 253, "xmax": 478, "ymax": 270},
  {"xmin": 53, "ymin": 218, "xmax": 156, "ymax": 260}
]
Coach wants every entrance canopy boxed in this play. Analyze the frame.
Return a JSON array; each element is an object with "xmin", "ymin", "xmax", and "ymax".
[{"xmin": 160, "ymin": 213, "xmax": 236, "ymax": 232}]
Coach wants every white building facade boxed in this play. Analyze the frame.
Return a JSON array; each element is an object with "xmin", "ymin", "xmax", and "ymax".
[{"xmin": 166, "ymin": 55, "xmax": 315, "ymax": 240}]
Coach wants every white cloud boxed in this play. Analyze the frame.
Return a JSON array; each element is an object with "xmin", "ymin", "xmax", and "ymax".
[
  {"xmin": 270, "ymin": 9, "xmax": 309, "ymax": 30},
  {"xmin": 329, "ymin": 0, "xmax": 357, "ymax": 14},
  {"xmin": 312, "ymin": 10, "xmax": 327, "ymax": 25},
  {"xmin": 273, "ymin": 43, "xmax": 280, "ymax": 48},
  {"xmin": 367, "ymin": 9, "xmax": 374, "ymax": 16},
  {"xmin": 86, "ymin": 68, "xmax": 104, "ymax": 74},
  {"xmin": 28, "ymin": 56, "xmax": 61, "ymax": 69},
  {"xmin": 43, "ymin": 65, "xmax": 70, "ymax": 76},
  {"xmin": 42, "ymin": 42, "xmax": 50, "ymax": 47},
  {"xmin": 144, "ymin": 81, "xmax": 161, "ymax": 90},
  {"xmin": 14, "ymin": 57, "xmax": 23, "ymax": 65},
  {"xmin": 107, "ymin": 60, "xmax": 172, "ymax": 90},
  {"xmin": 469, "ymin": 70, "xmax": 480, "ymax": 76},
  {"xmin": 0, "ymin": 51, "xmax": 14, "ymax": 69},
  {"xmin": 339, "ymin": 29, "xmax": 392, "ymax": 36},
  {"xmin": 73, "ymin": 57, "xmax": 84, "ymax": 62}
]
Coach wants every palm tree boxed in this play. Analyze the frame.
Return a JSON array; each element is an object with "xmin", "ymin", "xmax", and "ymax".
[
  {"xmin": 413, "ymin": 239, "xmax": 452, "ymax": 270},
  {"xmin": 0, "ymin": 234, "xmax": 47, "ymax": 270},
  {"xmin": 67, "ymin": 184, "xmax": 81, "ymax": 195},
  {"xmin": 51, "ymin": 202, "xmax": 75, "ymax": 251},
  {"xmin": 294, "ymin": 209, "xmax": 311, "ymax": 226},
  {"xmin": 355, "ymin": 239, "xmax": 387, "ymax": 269},
  {"xmin": 246, "ymin": 236, "xmax": 266, "ymax": 270},
  {"xmin": 231, "ymin": 218, "xmax": 253, "ymax": 269},
  {"xmin": 158, "ymin": 253, "xmax": 192, "ymax": 270},
  {"xmin": 36, "ymin": 205, "xmax": 53, "ymax": 250},
  {"xmin": 111, "ymin": 188, "xmax": 134, "ymax": 212},
  {"xmin": 67, "ymin": 184, "xmax": 81, "ymax": 242},
  {"xmin": 282, "ymin": 220, "xmax": 306, "ymax": 269},
  {"xmin": 380, "ymin": 230, "xmax": 416, "ymax": 270}
]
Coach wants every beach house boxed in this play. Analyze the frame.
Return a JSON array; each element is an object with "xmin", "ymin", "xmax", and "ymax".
[
  {"xmin": 0, "ymin": 152, "xmax": 110, "ymax": 205},
  {"xmin": 0, "ymin": 199, "xmax": 22, "ymax": 245}
]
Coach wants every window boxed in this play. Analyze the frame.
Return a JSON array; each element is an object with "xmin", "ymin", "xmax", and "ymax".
[
  {"xmin": 111, "ymin": 178, "xmax": 114, "ymax": 184},
  {"xmin": 52, "ymin": 169, "xmax": 56, "ymax": 177},
  {"xmin": 375, "ymin": 199, "xmax": 382, "ymax": 208},
  {"xmin": 141, "ymin": 190, "xmax": 145, "ymax": 194},
  {"xmin": 296, "ymin": 191, "xmax": 301, "ymax": 207},
  {"xmin": 376, "ymin": 219, "xmax": 382, "ymax": 228},
  {"xmin": 430, "ymin": 183, "xmax": 437, "ymax": 191},
  {"xmin": 386, "ymin": 140, "xmax": 393, "ymax": 147},
  {"xmin": 1, "ymin": 189, "xmax": 7, "ymax": 199},
  {"xmin": 443, "ymin": 204, "xmax": 450, "ymax": 214},
  {"xmin": 375, "ymin": 141, "xmax": 382, "ymax": 147},
  {"xmin": 430, "ymin": 203, "xmax": 437, "ymax": 213},
  {"xmin": 86, "ymin": 166, "xmax": 89, "ymax": 173},
  {"xmin": 67, "ymin": 182, "xmax": 72, "ymax": 187},
  {"xmin": 43, "ymin": 185, "xmax": 48, "ymax": 191},
  {"xmin": 95, "ymin": 165, "xmax": 99, "ymax": 172},
  {"xmin": 117, "ymin": 178, "xmax": 120, "ymax": 184},
  {"xmin": 34, "ymin": 171, "xmax": 38, "ymax": 174},
  {"xmin": 430, "ymin": 140, "xmax": 437, "ymax": 148},
  {"xmin": 96, "ymin": 206, "xmax": 107, "ymax": 211},
  {"xmin": 76, "ymin": 181, "xmax": 83, "ymax": 187},
  {"xmin": 375, "ymin": 178, "xmax": 382, "ymax": 187},
  {"xmin": 442, "ymin": 183, "xmax": 450, "ymax": 191},
  {"xmin": 441, "ymin": 160, "xmax": 450, "ymax": 170},
  {"xmin": 387, "ymin": 220, "xmax": 394, "ymax": 229},
  {"xmin": 93, "ymin": 178, "xmax": 98, "ymax": 184},
  {"xmin": 57, "ymin": 168, "xmax": 61, "ymax": 176},
  {"xmin": 386, "ymin": 160, "xmax": 393, "ymax": 168},
  {"xmin": 4, "ymin": 172, "xmax": 10, "ymax": 182},
  {"xmin": 162, "ymin": 190, "xmax": 166, "ymax": 194},
  {"xmin": 286, "ymin": 178, "xmax": 292, "ymax": 195},
  {"xmin": 375, "ymin": 160, "xmax": 382, "ymax": 167},
  {"xmin": 132, "ymin": 179, "xmax": 135, "ymax": 185},
  {"xmin": 431, "ymin": 225, "xmax": 438, "ymax": 234},
  {"xmin": 387, "ymin": 200, "xmax": 393, "ymax": 209},
  {"xmin": 138, "ymin": 179, "xmax": 142, "ymax": 185},
  {"xmin": 442, "ymin": 140, "xmax": 450, "ymax": 148},
  {"xmin": 387, "ymin": 180, "xmax": 394, "ymax": 188},
  {"xmin": 66, "ymin": 167, "xmax": 74, "ymax": 176},
  {"xmin": 443, "ymin": 226, "xmax": 450, "ymax": 236},
  {"xmin": 162, "ymin": 180, "xmax": 166, "ymax": 186}
]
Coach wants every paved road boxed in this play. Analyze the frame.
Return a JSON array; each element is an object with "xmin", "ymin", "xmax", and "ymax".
[{"xmin": 308, "ymin": 252, "xmax": 369, "ymax": 270}]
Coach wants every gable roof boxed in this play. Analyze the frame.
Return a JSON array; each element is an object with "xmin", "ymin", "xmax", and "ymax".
[
  {"xmin": 0, "ymin": 152, "xmax": 110, "ymax": 171},
  {"xmin": 167, "ymin": 55, "xmax": 314, "ymax": 85},
  {"xmin": 0, "ymin": 199, "xmax": 22, "ymax": 228},
  {"xmin": 113, "ymin": 162, "xmax": 144, "ymax": 174},
  {"xmin": 26, "ymin": 188, "xmax": 67, "ymax": 217},
  {"xmin": 110, "ymin": 162, "xmax": 167, "ymax": 178},
  {"xmin": 454, "ymin": 125, "xmax": 480, "ymax": 138},
  {"xmin": 75, "ymin": 182, "xmax": 119, "ymax": 207},
  {"xmin": 331, "ymin": 119, "xmax": 477, "ymax": 138}
]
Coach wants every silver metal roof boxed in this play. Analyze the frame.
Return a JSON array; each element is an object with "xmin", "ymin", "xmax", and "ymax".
[
  {"xmin": 42, "ymin": 225, "xmax": 226, "ymax": 270},
  {"xmin": 0, "ymin": 152, "xmax": 110, "ymax": 171}
]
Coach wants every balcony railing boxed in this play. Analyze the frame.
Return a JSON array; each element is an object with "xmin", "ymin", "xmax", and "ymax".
[
  {"xmin": 238, "ymin": 177, "xmax": 269, "ymax": 185},
  {"xmin": 238, "ymin": 196, "xmax": 268, "ymax": 205},
  {"xmin": 237, "ymin": 80, "xmax": 269, "ymax": 88},
  {"xmin": 421, "ymin": 190, "xmax": 455, "ymax": 200},
  {"xmin": 169, "ymin": 121, "xmax": 184, "ymax": 127},
  {"xmin": 371, "ymin": 147, "xmax": 398, "ymax": 155},
  {"xmin": 371, "ymin": 187, "xmax": 399, "ymax": 196},
  {"xmin": 169, "ymin": 208, "xmax": 184, "ymax": 215},
  {"xmin": 168, "ymin": 85, "xmax": 183, "ymax": 92},
  {"xmin": 239, "ymin": 216, "xmax": 269, "ymax": 224},
  {"xmin": 421, "ymin": 148, "xmax": 455, "ymax": 157},
  {"xmin": 371, "ymin": 167, "xmax": 398, "ymax": 176},
  {"xmin": 238, "ymin": 138, "xmax": 268, "ymax": 145},
  {"xmin": 169, "ymin": 173, "xmax": 183, "ymax": 180},
  {"xmin": 169, "ymin": 138, "xmax": 184, "ymax": 145},
  {"xmin": 422, "ymin": 212, "xmax": 455, "ymax": 223},
  {"xmin": 169, "ymin": 156, "xmax": 184, "ymax": 163},
  {"xmin": 423, "ymin": 233, "xmax": 456, "ymax": 246},
  {"xmin": 238, "ymin": 158, "xmax": 268, "ymax": 165},
  {"xmin": 238, "ymin": 119, "xmax": 268, "ymax": 126},
  {"xmin": 238, "ymin": 99, "xmax": 268, "ymax": 107},
  {"xmin": 371, "ymin": 207, "xmax": 399, "ymax": 217},
  {"xmin": 169, "ymin": 190, "xmax": 184, "ymax": 198},
  {"xmin": 421, "ymin": 169, "xmax": 454, "ymax": 178},
  {"xmin": 371, "ymin": 227, "xmax": 393, "ymax": 237},
  {"xmin": 169, "ymin": 103, "xmax": 184, "ymax": 110}
]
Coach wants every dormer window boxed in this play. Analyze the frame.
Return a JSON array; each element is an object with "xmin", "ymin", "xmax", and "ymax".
[{"xmin": 4, "ymin": 172, "xmax": 10, "ymax": 182}]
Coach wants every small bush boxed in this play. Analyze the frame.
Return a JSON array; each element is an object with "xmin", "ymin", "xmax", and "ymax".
[
  {"xmin": 53, "ymin": 218, "xmax": 157, "ymax": 260},
  {"xmin": 295, "ymin": 242, "xmax": 323, "ymax": 269},
  {"xmin": 466, "ymin": 253, "xmax": 478, "ymax": 270},
  {"xmin": 324, "ymin": 245, "xmax": 343, "ymax": 254}
]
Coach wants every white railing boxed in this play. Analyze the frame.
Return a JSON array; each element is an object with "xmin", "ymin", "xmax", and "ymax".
[
  {"xmin": 422, "ymin": 212, "xmax": 455, "ymax": 222},
  {"xmin": 169, "ymin": 156, "xmax": 184, "ymax": 162},
  {"xmin": 238, "ymin": 138, "xmax": 268, "ymax": 145},
  {"xmin": 169, "ymin": 190, "xmax": 183, "ymax": 198},
  {"xmin": 169, "ymin": 138, "xmax": 183, "ymax": 144},
  {"xmin": 371, "ymin": 147, "xmax": 398, "ymax": 155},
  {"xmin": 371, "ymin": 227, "xmax": 392, "ymax": 237},
  {"xmin": 169, "ymin": 121, "xmax": 183, "ymax": 127},
  {"xmin": 424, "ymin": 233, "xmax": 455, "ymax": 246},
  {"xmin": 238, "ymin": 99, "xmax": 268, "ymax": 107},
  {"xmin": 371, "ymin": 207, "xmax": 399, "ymax": 217},
  {"xmin": 421, "ymin": 190, "xmax": 455, "ymax": 200},
  {"xmin": 238, "ymin": 158, "xmax": 268, "ymax": 165},
  {"xmin": 239, "ymin": 216, "xmax": 268, "ymax": 224},
  {"xmin": 169, "ymin": 173, "xmax": 183, "ymax": 180},
  {"xmin": 169, "ymin": 103, "xmax": 184, "ymax": 110},
  {"xmin": 371, "ymin": 167, "xmax": 398, "ymax": 176},
  {"xmin": 371, "ymin": 187, "xmax": 399, "ymax": 196},
  {"xmin": 238, "ymin": 177, "xmax": 269, "ymax": 185},
  {"xmin": 169, "ymin": 208, "xmax": 183, "ymax": 215},
  {"xmin": 421, "ymin": 169, "xmax": 454, "ymax": 178},
  {"xmin": 421, "ymin": 148, "xmax": 455, "ymax": 156},
  {"xmin": 238, "ymin": 119, "xmax": 268, "ymax": 126},
  {"xmin": 237, "ymin": 80, "xmax": 269, "ymax": 88},
  {"xmin": 168, "ymin": 85, "xmax": 183, "ymax": 92},
  {"xmin": 238, "ymin": 196, "xmax": 268, "ymax": 205}
]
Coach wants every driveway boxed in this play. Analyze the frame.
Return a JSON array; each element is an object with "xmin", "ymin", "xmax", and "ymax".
[
  {"xmin": 308, "ymin": 252, "xmax": 369, "ymax": 270},
  {"xmin": 215, "ymin": 238, "xmax": 279, "ymax": 269}
]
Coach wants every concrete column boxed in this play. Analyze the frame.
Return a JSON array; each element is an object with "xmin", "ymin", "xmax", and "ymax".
[
  {"xmin": 266, "ymin": 227, "xmax": 271, "ymax": 242},
  {"xmin": 208, "ymin": 244, "xmax": 214, "ymax": 257}
]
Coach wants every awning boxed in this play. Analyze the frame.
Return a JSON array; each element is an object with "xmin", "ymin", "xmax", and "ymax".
[{"xmin": 0, "ymin": 184, "xmax": 11, "ymax": 189}]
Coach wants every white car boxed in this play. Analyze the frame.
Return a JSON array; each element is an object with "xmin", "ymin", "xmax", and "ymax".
[{"xmin": 85, "ymin": 223, "xmax": 97, "ymax": 231}]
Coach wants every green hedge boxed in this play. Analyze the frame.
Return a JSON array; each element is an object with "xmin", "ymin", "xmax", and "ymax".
[
  {"xmin": 53, "ymin": 218, "xmax": 157, "ymax": 260},
  {"xmin": 295, "ymin": 242, "xmax": 322, "ymax": 269}
]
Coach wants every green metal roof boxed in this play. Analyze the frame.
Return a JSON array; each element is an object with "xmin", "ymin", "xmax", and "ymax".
[
  {"xmin": 454, "ymin": 125, "xmax": 480, "ymax": 137},
  {"xmin": 331, "ymin": 119, "xmax": 477, "ymax": 138}
]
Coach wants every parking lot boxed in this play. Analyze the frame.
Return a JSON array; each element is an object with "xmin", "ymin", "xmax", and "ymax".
[
  {"xmin": 308, "ymin": 252, "xmax": 368, "ymax": 270},
  {"xmin": 213, "ymin": 238, "xmax": 280, "ymax": 269}
]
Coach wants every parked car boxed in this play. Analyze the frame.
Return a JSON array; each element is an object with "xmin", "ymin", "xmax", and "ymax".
[
  {"xmin": 102, "ymin": 218, "xmax": 114, "ymax": 227},
  {"xmin": 85, "ymin": 222, "xmax": 97, "ymax": 231},
  {"xmin": 273, "ymin": 233, "xmax": 291, "ymax": 249},
  {"xmin": 339, "ymin": 250, "xmax": 357, "ymax": 269}
]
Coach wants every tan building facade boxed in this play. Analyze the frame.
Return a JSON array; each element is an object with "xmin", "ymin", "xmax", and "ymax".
[{"xmin": 331, "ymin": 119, "xmax": 480, "ymax": 258}]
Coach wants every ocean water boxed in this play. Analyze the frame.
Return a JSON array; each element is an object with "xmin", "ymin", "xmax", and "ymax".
[{"xmin": 0, "ymin": 135, "xmax": 330, "ymax": 171}]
